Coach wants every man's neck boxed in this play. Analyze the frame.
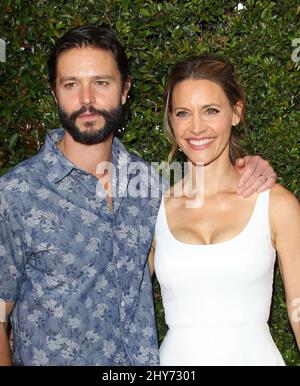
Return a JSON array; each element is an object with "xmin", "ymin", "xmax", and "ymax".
[{"xmin": 57, "ymin": 131, "xmax": 114, "ymax": 177}]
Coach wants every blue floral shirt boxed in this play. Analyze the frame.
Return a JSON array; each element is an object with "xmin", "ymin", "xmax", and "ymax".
[{"xmin": 0, "ymin": 129, "xmax": 162, "ymax": 366}]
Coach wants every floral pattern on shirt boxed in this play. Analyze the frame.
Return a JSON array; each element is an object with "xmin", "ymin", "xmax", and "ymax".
[{"xmin": 0, "ymin": 129, "xmax": 162, "ymax": 366}]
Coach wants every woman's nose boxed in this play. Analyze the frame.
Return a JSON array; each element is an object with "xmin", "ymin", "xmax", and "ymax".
[{"xmin": 190, "ymin": 115, "xmax": 207, "ymax": 135}]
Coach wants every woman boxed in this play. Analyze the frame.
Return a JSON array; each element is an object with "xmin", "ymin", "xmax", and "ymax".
[{"xmin": 150, "ymin": 55, "xmax": 300, "ymax": 365}]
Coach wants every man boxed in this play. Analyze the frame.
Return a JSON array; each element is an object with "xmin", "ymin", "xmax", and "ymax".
[{"xmin": 0, "ymin": 25, "xmax": 276, "ymax": 366}]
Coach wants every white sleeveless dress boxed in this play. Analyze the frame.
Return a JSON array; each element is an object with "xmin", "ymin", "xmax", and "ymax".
[{"xmin": 154, "ymin": 190, "xmax": 285, "ymax": 366}]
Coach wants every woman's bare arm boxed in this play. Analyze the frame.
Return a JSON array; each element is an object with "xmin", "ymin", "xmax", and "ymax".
[
  {"xmin": 270, "ymin": 184, "xmax": 300, "ymax": 350},
  {"xmin": 148, "ymin": 239, "xmax": 156, "ymax": 277}
]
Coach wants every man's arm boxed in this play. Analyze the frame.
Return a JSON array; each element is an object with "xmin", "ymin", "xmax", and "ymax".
[
  {"xmin": 0, "ymin": 301, "xmax": 15, "ymax": 366},
  {"xmin": 235, "ymin": 155, "xmax": 277, "ymax": 197},
  {"xmin": 0, "ymin": 190, "xmax": 27, "ymax": 366}
]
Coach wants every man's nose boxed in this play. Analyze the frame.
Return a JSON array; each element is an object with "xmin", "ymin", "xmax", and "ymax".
[{"xmin": 79, "ymin": 85, "xmax": 95, "ymax": 105}]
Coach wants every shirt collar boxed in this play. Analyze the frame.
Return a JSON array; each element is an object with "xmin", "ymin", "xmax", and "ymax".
[{"xmin": 41, "ymin": 128, "xmax": 137, "ymax": 184}]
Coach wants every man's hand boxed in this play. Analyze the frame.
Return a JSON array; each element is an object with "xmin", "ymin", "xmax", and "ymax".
[
  {"xmin": 235, "ymin": 155, "xmax": 277, "ymax": 197},
  {"xmin": 0, "ymin": 301, "xmax": 14, "ymax": 366},
  {"xmin": 0, "ymin": 322, "xmax": 12, "ymax": 366}
]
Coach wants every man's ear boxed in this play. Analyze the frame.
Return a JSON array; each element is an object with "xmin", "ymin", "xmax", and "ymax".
[
  {"xmin": 121, "ymin": 77, "xmax": 132, "ymax": 105},
  {"xmin": 51, "ymin": 89, "xmax": 58, "ymax": 104}
]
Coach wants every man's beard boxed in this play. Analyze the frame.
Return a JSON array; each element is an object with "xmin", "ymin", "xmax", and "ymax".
[{"xmin": 57, "ymin": 102, "xmax": 124, "ymax": 145}]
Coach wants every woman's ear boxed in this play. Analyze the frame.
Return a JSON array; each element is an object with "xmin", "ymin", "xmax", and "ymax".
[{"xmin": 232, "ymin": 101, "xmax": 244, "ymax": 126}]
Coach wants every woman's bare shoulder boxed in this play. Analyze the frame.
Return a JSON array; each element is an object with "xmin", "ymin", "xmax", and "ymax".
[
  {"xmin": 163, "ymin": 179, "xmax": 184, "ymax": 204},
  {"xmin": 269, "ymin": 183, "xmax": 300, "ymax": 218}
]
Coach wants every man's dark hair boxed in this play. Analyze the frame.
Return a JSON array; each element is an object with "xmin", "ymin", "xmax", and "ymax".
[{"xmin": 47, "ymin": 24, "xmax": 130, "ymax": 90}]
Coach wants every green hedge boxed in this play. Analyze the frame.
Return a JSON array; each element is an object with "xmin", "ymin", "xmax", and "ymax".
[{"xmin": 0, "ymin": 0, "xmax": 299, "ymax": 365}]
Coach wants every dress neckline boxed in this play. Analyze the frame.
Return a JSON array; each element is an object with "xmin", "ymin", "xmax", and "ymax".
[{"xmin": 161, "ymin": 191, "xmax": 266, "ymax": 247}]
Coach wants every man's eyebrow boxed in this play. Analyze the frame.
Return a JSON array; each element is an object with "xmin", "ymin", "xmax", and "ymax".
[
  {"xmin": 91, "ymin": 75, "xmax": 116, "ymax": 81},
  {"xmin": 59, "ymin": 75, "xmax": 116, "ymax": 82}
]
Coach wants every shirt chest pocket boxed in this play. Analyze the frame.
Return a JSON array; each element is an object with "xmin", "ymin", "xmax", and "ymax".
[
  {"xmin": 25, "ymin": 248, "xmax": 84, "ymax": 297},
  {"xmin": 27, "ymin": 247, "xmax": 79, "ymax": 280}
]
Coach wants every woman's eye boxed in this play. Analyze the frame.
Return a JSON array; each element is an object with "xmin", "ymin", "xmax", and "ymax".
[
  {"xmin": 206, "ymin": 108, "xmax": 219, "ymax": 115},
  {"xmin": 175, "ymin": 111, "xmax": 189, "ymax": 117}
]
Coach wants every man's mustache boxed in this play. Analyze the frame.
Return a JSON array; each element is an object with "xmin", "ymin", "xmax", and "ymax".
[{"xmin": 70, "ymin": 106, "xmax": 111, "ymax": 121}]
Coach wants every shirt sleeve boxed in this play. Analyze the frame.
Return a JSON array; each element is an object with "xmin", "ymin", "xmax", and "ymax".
[{"xmin": 0, "ymin": 191, "xmax": 26, "ymax": 301}]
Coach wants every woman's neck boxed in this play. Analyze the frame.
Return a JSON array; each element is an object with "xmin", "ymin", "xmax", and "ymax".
[{"xmin": 186, "ymin": 154, "xmax": 240, "ymax": 199}]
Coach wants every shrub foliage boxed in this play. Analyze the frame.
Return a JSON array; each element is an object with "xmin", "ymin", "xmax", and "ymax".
[{"xmin": 0, "ymin": 0, "xmax": 299, "ymax": 365}]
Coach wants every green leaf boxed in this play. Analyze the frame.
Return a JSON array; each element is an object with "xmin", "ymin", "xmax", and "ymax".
[{"xmin": 8, "ymin": 133, "xmax": 19, "ymax": 148}]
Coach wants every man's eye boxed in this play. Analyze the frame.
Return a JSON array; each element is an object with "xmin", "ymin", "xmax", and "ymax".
[
  {"xmin": 95, "ymin": 80, "xmax": 108, "ymax": 86},
  {"xmin": 64, "ymin": 83, "xmax": 76, "ymax": 88},
  {"xmin": 175, "ymin": 111, "xmax": 189, "ymax": 117},
  {"xmin": 206, "ymin": 108, "xmax": 219, "ymax": 115}
]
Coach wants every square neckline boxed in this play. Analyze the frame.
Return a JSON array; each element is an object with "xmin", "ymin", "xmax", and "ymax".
[{"xmin": 161, "ymin": 191, "xmax": 265, "ymax": 247}]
